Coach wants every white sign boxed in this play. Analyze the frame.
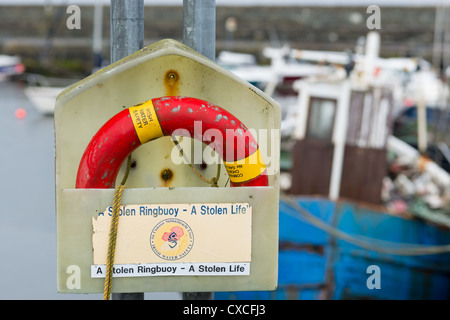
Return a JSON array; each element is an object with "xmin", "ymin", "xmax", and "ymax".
[{"xmin": 91, "ymin": 203, "xmax": 252, "ymax": 278}]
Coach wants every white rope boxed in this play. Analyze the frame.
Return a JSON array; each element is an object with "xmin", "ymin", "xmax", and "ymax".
[{"xmin": 281, "ymin": 194, "xmax": 450, "ymax": 256}]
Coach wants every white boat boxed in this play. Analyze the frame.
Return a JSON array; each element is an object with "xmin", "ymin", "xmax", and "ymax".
[
  {"xmin": 24, "ymin": 85, "xmax": 65, "ymax": 115},
  {"xmin": 216, "ymin": 50, "xmax": 257, "ymax": 68},
  {"xmin": 227, "ymin": 32, "xmax": 446, "ymax": 120},
  {"xmin": 220, "ymin": 46, "xmax": 335, "ymax": 96},
  {"xmin": 0, "ymin": 55, "xmax": 25, "ymax": 80}
]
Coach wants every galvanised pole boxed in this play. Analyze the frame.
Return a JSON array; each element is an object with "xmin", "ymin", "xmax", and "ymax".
[
  {"xmin": 110, "ymin": 0, "xmax": 144, "ymax": 300},
  {"xmin": 182, "ymin": 0, "xmax": 216, "ymax": 301}
]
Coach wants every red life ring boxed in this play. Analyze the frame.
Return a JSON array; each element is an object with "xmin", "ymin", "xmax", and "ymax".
[{"xmin": 75, "ymin": 96, "xmax": 268, "ymax": 188}]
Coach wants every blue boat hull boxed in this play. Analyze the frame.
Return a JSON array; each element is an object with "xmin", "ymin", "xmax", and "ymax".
[{"xmin": 216, "ymin": 197, "xmax": 450, "ymax": 300}]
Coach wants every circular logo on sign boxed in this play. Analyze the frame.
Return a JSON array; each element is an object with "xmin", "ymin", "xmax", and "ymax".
[{"xmin": 150, "ymin": 218, "xmax": 194, "ymax": 260}]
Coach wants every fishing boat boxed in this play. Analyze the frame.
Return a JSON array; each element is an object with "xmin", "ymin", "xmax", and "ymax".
[
  {"xmin": 217, "ymin": 195, "xmax": 450, "ymax": 300},
  {"xmin": 216, "ymin": 32, "xmax": 450, "ymax": 300}
]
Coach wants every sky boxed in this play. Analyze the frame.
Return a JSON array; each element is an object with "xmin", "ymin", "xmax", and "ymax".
[{"xmin": 0, "ymin": 0, "xmax": 450, "ymax": 7}]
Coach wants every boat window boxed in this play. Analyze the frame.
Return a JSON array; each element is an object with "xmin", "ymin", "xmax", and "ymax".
[{"xmin": 306, "ymin": 97, "xmax": 336, "ymax": 141}]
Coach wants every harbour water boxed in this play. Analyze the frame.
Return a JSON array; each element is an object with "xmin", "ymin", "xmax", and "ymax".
[{"xmin": 0, "ymin": 80, "xmax": 179, "ymax": 299}]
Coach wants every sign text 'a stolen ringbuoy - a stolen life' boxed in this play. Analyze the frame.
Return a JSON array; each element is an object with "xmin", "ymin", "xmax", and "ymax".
[{"xmin": 91, "ymin": 202, "xmax": 252, "ymax": 278}]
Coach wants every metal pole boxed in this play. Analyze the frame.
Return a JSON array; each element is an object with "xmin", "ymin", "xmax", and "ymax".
[
  {"xmin": 110, "ymin": 0, "xmax": 144, "ymax": 301},
  {"xmin": 92, "ymin": 1, "xmax": 103, "ymax": 72},
  {"xmin": 182, "ymin": 0, "xmax": 216, "ymax": 301},
  {"xmin": 110, "ymin": 0, "xmax": 144, "ymax": 63},
  {"xmin": 183, "ymin": 0, "xmax": 216, "ymax": 61}
]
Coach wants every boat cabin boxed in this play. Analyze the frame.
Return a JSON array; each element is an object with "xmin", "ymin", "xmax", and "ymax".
[{"xmin": 287, "ymin": 78, "xmax": 393, "ymax": 205}]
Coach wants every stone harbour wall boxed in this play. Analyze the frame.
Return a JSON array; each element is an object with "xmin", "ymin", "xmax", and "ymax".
[{"xmin": 0, "ymin": 5, "xmax": 439, "ymax": 75}]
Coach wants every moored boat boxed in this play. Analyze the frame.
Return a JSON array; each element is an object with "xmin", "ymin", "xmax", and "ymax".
[{"xmin": 217, "ymin": 32, "xmax": 450, "ymax": 300}]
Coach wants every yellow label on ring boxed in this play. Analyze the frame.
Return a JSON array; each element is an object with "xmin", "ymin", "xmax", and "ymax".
[
  {"xmin": 129, "ymin": 100, "xmax": 164, "ymax": 144},
  {"xmin": 223, "ymin": 149, "xmax": 266, "ymax": 183}
]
